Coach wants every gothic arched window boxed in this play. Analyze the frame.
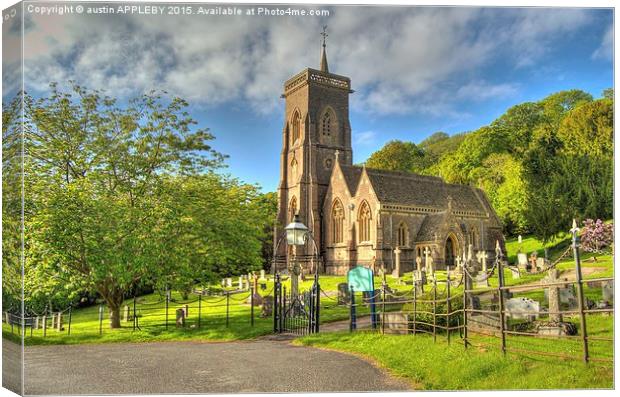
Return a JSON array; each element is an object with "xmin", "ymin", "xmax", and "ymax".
[
  {"xmin": 291, "ymin": 110, "xmax": 301, "ymax": 144},
  {"xmin": 290, "ymin": 157, "xmax": 298, "ymax": 178},
  {"xmin": 288, "ymin": 196, "xmax": 297, "ymax": 223},
  {"xmin": 320, "ymin": 108, "xmax": 337, "ymax": 144},
  {"xmin": 358, "ymin": 201, "xmax": 372, "ymax": 242},
  {"xmin": 397, "ymin": 222, "xmax": 408, "ymax": 247},
  {"xmin": 331, "ymin": 199, "xmax": 344, "ymax": 244}
]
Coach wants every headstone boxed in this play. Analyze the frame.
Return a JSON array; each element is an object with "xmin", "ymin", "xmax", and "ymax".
[
  {"xmin": 559, "ymin": 286, "xmax": 577, "ymax": 309},
  {"xmin": 175, "ymin": 308, "xmax": 185, "ymax": 327},
  {"xmin": 543, "ymin": 269, "xmax": 563, "ymax": 322},
  {"xmin": 476, "ymin": 250, "xmax": 488, "ymax": 272},
  {"xmin": 392, "ymin": 247, "xmax": 402, "ymax": 278},
  {"xmin": 517, "ymin": 253, "xmax": 528, "ymax": 271},
  {"xmin": 226, "ymin": 278, "xmax": 232, "ymax": 288},
  {"xmin": 260, "ymin": 269, "xmax": 266, "ymax": 280},
  {"xmin": 382, "ymin": 313, "xmax": 410, "ymax": 334},
  {"xmin": 508, "ymin": 267, "xmax": 520, "ymax": 279},
  {"xmin": 602, "ymin": 280, "xmax": 614, "ymax": 304},
  {"xmin": 423, "ymin": 247, "xmax": 434, "ymax": 275},
  {"xmin": 238, "ymin": 276, "xmax": 243, "ymax": 290},
  {"xmin": 528, "ymin": 252, "xmax": 538, "ymax": 273},
  {"xmin": 536, "ymin": 257, "xmax": 546, "ymax": 272},
  {"xmin": 337, "ymin": 283, "xmax": 351, "ymax": 305},
  {"xmin": 221, "ymin": 279, "xmax": 226, "ymax": 287},
  {"xmin": 454, "ymin": 256, "xmax": 463, "ymax": 272},
  {"xmin": 123, "ymin": 305, "xmax": 130, "ymax": 322},
  {"xmin": 505, "ymin": 297, "xmax": 540, "ymax": 321},
  {"xmin": 261, "ymin": 296, "xmax": 274, "ymax": 317},
  {"xmin": 415, "ymin": 255, "xmax": 422, "ymax": 272},
  {"xmin": 474, "ymin": 273, "xmax": 489, "ymax": 288}
]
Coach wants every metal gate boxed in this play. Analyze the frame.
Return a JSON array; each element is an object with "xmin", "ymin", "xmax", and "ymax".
[{"xmin": 273, "ymin": 274, "xmax": 320, "ymax": 335}]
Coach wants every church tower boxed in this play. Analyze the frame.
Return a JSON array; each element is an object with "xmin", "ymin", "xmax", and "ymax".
[{"xmin": 275, "ymin": 28, "xmax": 354, "ymax": 269}]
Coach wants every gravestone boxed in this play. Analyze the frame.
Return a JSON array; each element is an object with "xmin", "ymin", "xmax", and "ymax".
[
  {"xmin": 123, "ymin": 305, "xmax": 130, "ymax": 322},
  {"xmin": 261, "ymin": 296, "xmax": 274, "ymax": 317},
  {"xmin": 474, "ymin": 273, "xmax": 489, "ymax": 288},
  {"xmin": 382, "ymin": 313, "xmax": 410, "ymax": 334},
  {"xmin": 226, "ymin": 278, "xmax": 232, "ymax": 288},
  {"xmin": 175, "ymin": 308, "xmax": 185, "ymax": 327},
  {"xmin": 260, "ymin": 269, "xmax": 266, "ymax": 280},
  {"xmin": 536, "ymin": 257, "xmax": 546, "ymax": 272},
  {"xmin": 559, "ymin": 286, "xmax": 577, "ymax": 309},
  {"xmin": 602, "ymin": 280, "xmax": 614, "ymax": 304},
  {"xmin": 505, "ymin": 297, "xmax": 540, "ymax": 321},
  {"xmin": 221, "ymin": 279, "xmax": 226, "ymax": 287},
  {"xmin": 238, "ymin": 277, "xmax": 243, "ymax": 290},
  {"xmin": 476, "ymin": 250, "xmax": 488, "ymax": 272},
  {"xmin": 337, "ymin": 283, "xmax": 350, "ymax": 305},
  {"xmin": 528, "ymin": 252, "xmax": 538, "ymax": 273},
  {"xmin": 543, "ymin": 269, "xmax": 563, "ymax": 322},
  {"xmin": 508, "ymin": 267, "xmax": 520, "ymax": 279},
  {"xmin": 423, "ymin": 247, "xmax": 434, "ymax": 275},
  {"xmin": 517, "ymin": 253, "xmax": 528, "ymax": 272},
  {"xmin": 392, "ymin": 247, "xmax": 402, "ymax": 278}
]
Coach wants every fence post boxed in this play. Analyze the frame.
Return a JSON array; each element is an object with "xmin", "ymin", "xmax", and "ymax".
[
  {"xmin": 571, "ymin": 219, "xmax": 589, "ymax": 363},
  {"xmin": 497, "ymin": 258, "xmax": 506, "ymax": 356},
  {"xmin": 133, "ymin": 296, "xmax": 137, "ymax": 332},
  {"xmin": 250, "ymin": 285, "xmax": 255, "ymax": 327},
  {"xmin": 68, "ymin": 305, "xmax": 73, "ymax": 336},
  {"xmin": 273, "ymin": 274, "xmax": 280, "ymax": 333},
  {"xmin": 463, "ymin": 270, "xmax": 469, "ymax": 349},
  {"xmin": 432, "ymin": 277, "xmax": 437, "ymax": 343},
  {"xmin": 381, "ymin": 281, "xmax": 386, "ymax": 335},
  {"xmin": 98, "ymin": 305, "xmax": 103, "ymax": 336},
  {"xmin": 165, "ymin": 290, "xmax": 169, "ymax": 330},
  {"xmin": 350, "ymin": 286, "xmax": 356, "ymax": 332},
  {"xmin": 315, "ymin": 274, "xmax": 321, "ymax": 333},
  {"xmin": 412, "ymin": 286, "xmax": 417, "ymax": 335},
  {"xmin": 42, "ymin": 314, "xmax": 47, "ymax": 337},
  {"xmin": 446, "ymin": 267, "xmax": 451, "ymax": 345},
  {"xmin": 226, "ymin": 292, "xmax": 230, "ymax": 328},
  {"xmin": 198, "ymin": 294, "xmax": 202, "ymax": 328},
  {"xmin": 281, "ymin": 286, "xmax": 286, "ymax": 332}
]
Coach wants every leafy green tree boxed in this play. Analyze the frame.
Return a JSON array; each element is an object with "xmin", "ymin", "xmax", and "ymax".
[
  {"xmin": 24, "ymin": 83, "xmax": 224, "ymax": 327},
  {"xmin": 557, "ymin": 98, "xmax": 613, "ymax": 157},
  {"xmin": 365, "ymin": 140, "xmax": 427, "ymax": 173}
]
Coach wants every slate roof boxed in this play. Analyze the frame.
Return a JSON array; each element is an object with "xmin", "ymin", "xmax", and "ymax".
[
  {"xmin": 415, "ymin": 212, "xmax": 448, "ymax": 242},
  {"xmin": 363, "ymin": 167, "xmax": 488, "ymax": 214},
  {"xmin": 339, "ymin": 165, "xmax": 364, "ymax": 195}
]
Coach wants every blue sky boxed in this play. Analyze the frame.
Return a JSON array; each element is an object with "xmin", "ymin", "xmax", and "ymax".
[{"xmin": 2, "ymin": 5, "xmax": 613, "ymax": 192}]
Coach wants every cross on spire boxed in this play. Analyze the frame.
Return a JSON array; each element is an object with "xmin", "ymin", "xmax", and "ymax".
[{"xmin": 320, "ymin": 26, "xmax": 329, "ymax": 73}]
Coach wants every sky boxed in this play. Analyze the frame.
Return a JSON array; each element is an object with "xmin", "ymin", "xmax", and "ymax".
[{"xmin": 2, "ymin": 3, "xmax": 614, "ymax": 192}]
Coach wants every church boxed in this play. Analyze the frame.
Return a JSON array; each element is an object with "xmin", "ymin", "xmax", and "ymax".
[{"xmin": 275, "ymin": 35, "xmax": 505, "ymax": 275}]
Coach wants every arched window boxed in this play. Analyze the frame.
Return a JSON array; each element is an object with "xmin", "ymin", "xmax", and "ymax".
[
  {"xmin": 320, "ymin": 108, "xmax": 337, "ymax": 144},
  {"xmin": 290, "ymin": 157, "xmax": 298, "ymax": 178},
  {"xmin": 331, "ymin": 199, "xmax": 344, "ymax": 244},
  {"xmin": 291, "ymin": 110, "xmax": 301, "ymax": 144},
  {"xmin": 358, "ymin": 201, "xmax": 372, "ymax": 242},
  {"xmin": 397, "ymin": 222, "xmax": 408, "ymax": 247},
  {"xmin": 288, "ymin": 196, "xmax": 297, "ymax": 223}
]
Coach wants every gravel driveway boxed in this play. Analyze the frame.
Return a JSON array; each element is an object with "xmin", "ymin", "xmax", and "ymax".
[{"xmin": 3, "ymin": 338, "xmax": 411, "ymax": 394}]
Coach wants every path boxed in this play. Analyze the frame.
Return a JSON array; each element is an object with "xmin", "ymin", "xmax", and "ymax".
[{"xmin": 5, "ymin": 338, "xmax": 411, "ymax": 395}]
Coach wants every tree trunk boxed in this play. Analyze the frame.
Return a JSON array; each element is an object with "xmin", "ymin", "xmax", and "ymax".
[{"xmin": 109, "ymin": 305, "xmax": 121, "ymax": 329}]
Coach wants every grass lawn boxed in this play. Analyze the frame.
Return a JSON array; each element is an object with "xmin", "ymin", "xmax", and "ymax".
[
  {"xmin": 296, "ymin": 331, "xmax": 613, "ymax": 390},
  {"xmin": 4, "ymin": 233, "xmax": 612, "ymax": 346}
]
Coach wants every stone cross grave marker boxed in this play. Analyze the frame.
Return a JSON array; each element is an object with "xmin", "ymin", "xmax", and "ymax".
[
  {"xmin": 528, "ymin": 252, "xmax": 538, "ymax": 273},
  {"xmin": 392, "ymin": 247, "xmax": 402, "ymax": 278},
  {"xmin": 543, "ymin": 269, "xmax": 563, "ymax": 322},
  {"xmin": 476, "ymin": 250, "xmax": 488, "ymax": 272},
  {"xmin": 423, "ymin": 247, "xmax": 433, "ymax": 275}
]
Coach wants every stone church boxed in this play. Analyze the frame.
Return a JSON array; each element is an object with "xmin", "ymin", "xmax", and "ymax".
[{"xmin": 275, "ymin": 38, "xmax": 505, "ymax": 275}]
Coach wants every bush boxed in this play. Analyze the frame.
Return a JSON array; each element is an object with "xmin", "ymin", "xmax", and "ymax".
[{"xmin": 580, "ymin": 219, "xmax": 613, "ymax": 253}]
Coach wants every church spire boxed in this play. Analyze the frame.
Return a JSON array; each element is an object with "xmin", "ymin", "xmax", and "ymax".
[{"xmin": 320, "ymin": 26, "xmax": 329, "ymax": 73}]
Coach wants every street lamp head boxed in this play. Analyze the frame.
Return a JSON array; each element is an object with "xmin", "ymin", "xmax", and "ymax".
[{"xmin": 285, "ymin": 214, "xmax": 309, "ymax": 246}]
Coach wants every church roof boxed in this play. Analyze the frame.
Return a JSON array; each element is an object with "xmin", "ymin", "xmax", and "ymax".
[
  {"xmin": 415, "ymin": 212, "xmax": 449, "ymax": 242},
  {"xmin": 363, "ymin": 167, "xmax": 488, "ymax": 215},
  {"xmin": 340, "ymin": 165, "xmax": 363, "ymax": 195}
]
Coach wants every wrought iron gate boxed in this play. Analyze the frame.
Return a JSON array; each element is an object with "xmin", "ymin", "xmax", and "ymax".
[{"xmin": 273, "ymin": 274, "xmax": 320, "ymax": 335}]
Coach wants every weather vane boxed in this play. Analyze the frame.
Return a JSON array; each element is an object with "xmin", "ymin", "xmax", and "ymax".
[{"xmin": 321, "ymin": 25, "xmax": 328, "ymax": 48}]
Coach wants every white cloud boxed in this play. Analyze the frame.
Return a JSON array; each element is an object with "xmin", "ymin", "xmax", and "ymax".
[
  {"xmin": 353, "ymin": 130, "xmax": 377, "ymax": 146},
  {"xmin": 592, "ymin": 26, "xmax": 613, "ymax": 61},
  {"xmin": 10, "ymin": 7, "xmax": 600, "ymax": 116}
]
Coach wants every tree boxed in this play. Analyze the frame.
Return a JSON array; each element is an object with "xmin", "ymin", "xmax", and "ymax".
[
  {"xmin": 557, "ymin": 98, "xmax": 613, "ymax": 157},
  {"xmin": 24, "ymin": 83, "xmax": 224, "ymax": 327},
  {"xmin": 365, "ymin": 140, "xmax": 427, "ymax": 173}
]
